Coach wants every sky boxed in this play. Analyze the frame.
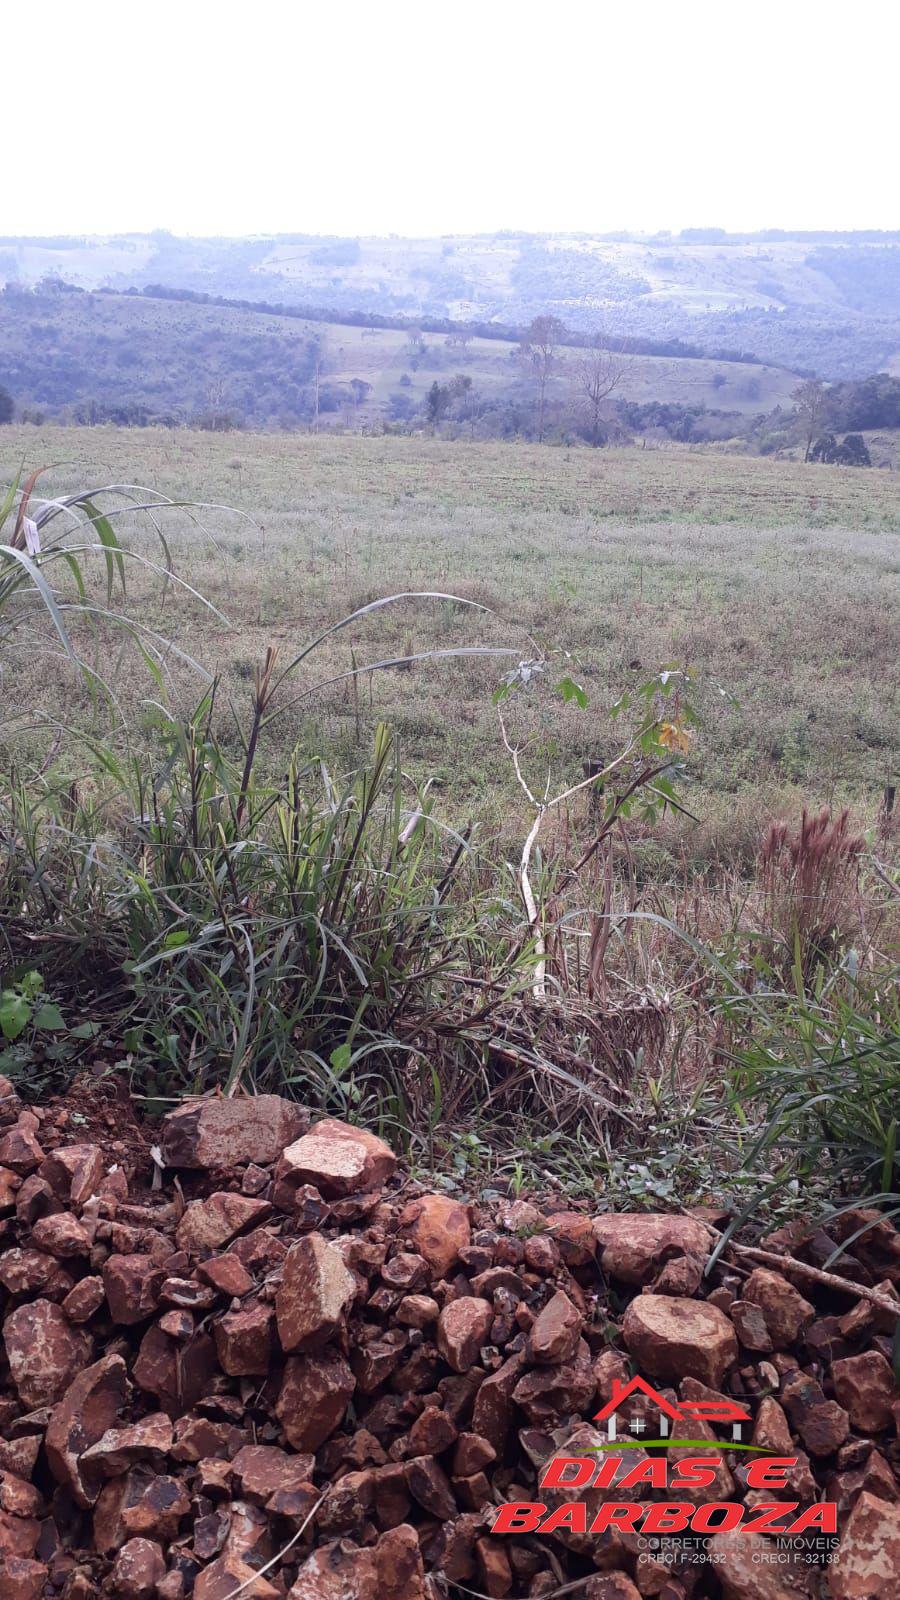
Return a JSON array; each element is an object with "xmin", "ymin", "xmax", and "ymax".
[{"xmin": 7, "ymin": 0, "xmax": 898, "ymax": 238}]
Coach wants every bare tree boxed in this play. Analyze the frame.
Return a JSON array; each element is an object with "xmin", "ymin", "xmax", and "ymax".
[
  {"xmin": 793, "ymin": 378, "xmax": 830, "ymax": 463},
  {"xmin": 575, "ymin": 335, "xmax": 625, "ymax": 446},
  {"xmin": 309, "ymin": 336, "xmax": 326, "ymax": 433},
  {"xmin": 522, "ymin": 314, "xmax": 567, "ymax": 443}
]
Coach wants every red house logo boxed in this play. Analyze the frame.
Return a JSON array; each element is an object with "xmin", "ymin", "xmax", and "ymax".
[{"xmin": 594, "ymin": 1375, "xmax": 752, "ymax": 1445}]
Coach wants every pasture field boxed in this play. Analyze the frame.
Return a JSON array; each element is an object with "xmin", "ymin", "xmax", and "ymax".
[{"xmin": 3, "ymin": 425, "xmax": 898, "ymax": 877}]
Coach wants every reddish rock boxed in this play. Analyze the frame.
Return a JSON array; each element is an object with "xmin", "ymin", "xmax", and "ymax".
[
  {"xmin": 275, "ymin": 1232, "xmax": 356, "ymax": 1352},
  {"xmin": 471, "ymin": 1351, "xmax": 526, "ymax": 1453},
  {"xmin": 81, "ymin": 1414, "xmax": 174, "ymax": 1478},
  {"xmin": 0, "ymin": 1437, "xmax": 40, "ymax": 1481},
  {"xmin": 61, "ymin": 1276, "xmax": 106, "ymax": 1324},
  {"xmin": 474, "ymin": 1536, "xmax": 512, "ymax": 1598},
  {"xmin": 592, "ymin": 1213, "xmax": 712, "ymax": 1285},
  {"xmin": 708, "ymin": 1527, "xmax": 813, "ymax": 1598},
  {"xmin": 3, "ymin": 1298, "xmax": 93, "ymax": 1408},
  {"xmin": 583, "ymin": 1579, "xmax": 641, "ymax": 1600},
  {"xmin": 528, "ymin": 1290, "xmax": 582, "ymax": 1364},
  {"xmin": 118, "ymin": 1474, "xmax": 191, "ymax": 1544},
  {"xmin": 405, "ymin": 1454, "xmax": 456, "ymax": 1519},
  {"xmin": 741, "ymin": 1268, "xmax": 815, "ymax": 1348},
  {"xmin": 111, "ymin": 1537, "xmax": 165, "ymax": 1598},
  {"xmin": 381, "ymin": 1252, "xmax": 428, "ymax": 1291},
  {"xmin": 195, "ymin": 1554, "xmax": 280, "ymax": 1599},
  {"xmin": 374, "ymin": 1523, "xmax": 427, "ymax": 1600},
  {"xmin": 399, "ymin": 1193, "xmax": 471, "ymax": 1278},
  {"xmin": 30, "ymin": 1212, "xmax": 91, "ymax": 1258},
  {"xmin": 45, "ymin": 1354, "xmax": 129, "ymax": 1507},
  {"xmin": 160, "ymin": 1095, "xmax": 308, "ymax": 1170},
  {"xmin": 728, "ymin": 1300, "xmax": 772, "ymax": 1354},
  {"xmin": 214, "ymin": 1301, "xmax": 274, "ymax": 1376},
  {"xmin": 174, "ymin": 1193, "xmax": 271, "ymax": 1254},
  {"xmin": 0, "ymin": 1245, "xmax": 67, "ymax": 1296},
  {"xmin": 103, "ymin": 1255, "xmax": 166, "ymax": 1325},
  {"xmin": 0, "ymin": 1556, "xmax": 48, "ymax": 1600},
  {"xmin": 276, "ymin": 1350, "xmax": 355, "ymax": 1451},
  {"xmin": 436, "ymin": 1297, "xmax": 492, "ymax": 1372},
  {"xmin": 0, "ymin": 1115, "xmax": 44, "ymax": 1175},
  {"xmin": 287, "ymin": 1541, "xmax": 376, "ymax": 1600},
  {"xmin": 832, "ymin": 1350, "xmax": 896, "ymax": 1434},
  {"xmin": 408, "ymin": 1405, "xmax": 458, "ymax": 1457},
  {"xmin": 544, "ymin": 1212, "xmax": 596, "ymax": 1267},
  {"xmin": 781, "ymin": 1370, "xmax": 850, "ymax": 1458},
  {"xmin": 0, "ymin": 1510, "xmax": 40, "ymax": 1559},
  {"xmin": 396, "ymin": 1294, "xmax": 439, "ymax": 1329},
  {"xmin": 622, "ymin": 1294, "xmax": 738, "ymax": 1387},
  {"xmin": 512, "ymin": 1341, "xmax": 595, "ymax": 1424},
  {"xmin": 231, "ymin": 1444, "xmax": 314, "ymax": 1506},
  {"xmin": 0, "ymin": 1167, "xmax": 21, "ymax": 1213},
  {"xmin": 158, "ymin": 1277, "xmax": 217, "ymax": 1312},
  {"xmin": 38, "ymin": 1144, "xmax": 104, "ymax": 1207},
  {"xmin": 751, "ymin": 1395, "xmax": 794, "ymax": 1454},
  {"xmin": 277, "ymin": 1118, "xmax": 396, "ymax": 1199},
  {"xmin": 0, "ymin": 1473, "xmax": 41, "ymax": 1519},
  {"xmin": 828, "ymin": 1491, "xmax": 900, "ymax": 1597},
  {"xmin": 195, "ymin": 1253, "xmax": 254, "ymax": 1297},
  {"xmin": 453, "ymin": 1432, "xmax": 496, "ymax": 1477}
]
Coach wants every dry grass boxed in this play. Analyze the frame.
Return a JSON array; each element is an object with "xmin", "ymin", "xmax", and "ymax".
[{"xmin": 2, "ymin": 425, "xmax": 898, "ymax": 880}]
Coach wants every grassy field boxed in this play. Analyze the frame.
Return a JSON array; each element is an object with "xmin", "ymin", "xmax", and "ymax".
[{"xmin": 3, "ymin": 425, "xmax": 898, "ymax": 877}]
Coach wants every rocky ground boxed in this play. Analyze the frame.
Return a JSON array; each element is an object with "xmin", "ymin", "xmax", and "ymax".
[{"xmin": 0, "ymin": 1078, "xmax": 898, "ymax": 1599}]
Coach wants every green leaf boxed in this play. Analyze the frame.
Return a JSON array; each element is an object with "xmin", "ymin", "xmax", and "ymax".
[
  {"xmin": 556, "ymin": 675, "xmax": 588, "ymax": 709},
  {"xmin": 0, "ymin": 992, "xmax": 31, "ymax": 1041},
  {"xmin": 330, "ymin": 1043, "xmax": 352, "ymax": 1077},
  {"xmin": 33, "ymin": 1003, "xmax": 66, "ymax": 1031},
  {"xmin": 70, "ymin": 1021, "xmax": 101, "ymax": 1040},
  {"xmin": 81, "ymin": 497, "xmax": 126, "ymax": 603},
  {"xmin": 0, "ymin": 543, "xmax": 77, "ymax": 660}
]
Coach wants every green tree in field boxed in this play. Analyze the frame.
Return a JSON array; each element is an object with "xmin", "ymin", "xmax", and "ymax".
[
  {"xmin": 792, "ymin": 377, "xmax": 830, "ymax": 462},
  {"xmin": 0, "ymin": 385, "xmax": 14, "ymax": 424},
  {"xmin": 835, "ymin": 432, "xmax": 871, "ymax": 466},
  {"xmin": 426, "ymin": 381, "xmax": 450, "ymax": 429}
]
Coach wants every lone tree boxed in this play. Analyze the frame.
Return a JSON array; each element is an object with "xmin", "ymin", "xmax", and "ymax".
[
  {"xmin": 575, "ymin": 336, "xmax": 625, "ymax": 446},
  {"xmin": 522, "ymin": 314, "xmax": 567, "ymax": 443},
  {"xmin": 426, "ymin": 380, "xmax": 451, "ymax": 430},
  {"xmin": 793, "ymin": 378, "xmax": 830, "ymax": 462},
  {"xmin": 0, "ymin": 384, "xmax": 13, "ymax": 425}
]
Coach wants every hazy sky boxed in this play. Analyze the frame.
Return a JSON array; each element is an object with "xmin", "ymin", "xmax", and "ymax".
[{"xmin": 8, "ymin": 1, "xmax": 898, "ymax": 237}]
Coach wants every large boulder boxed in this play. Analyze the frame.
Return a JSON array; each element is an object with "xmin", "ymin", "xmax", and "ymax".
[
  {"xmin": 45, "ymin": 1354, "xmax": 130, "ymax": 1507},
  {"xmin": 3, "ymin": 1299, "xmax": 93, "ymax": 1408},
  {"xmin": 161, "ymin": 1095, "xmax": 308, "ymax": 1170},
  {"xmin": 828, "ymin": 1491, "xmax": 900, "ymax": 1597},
  {"xmin": 276, "ymin": 1351, "xmax": 356, "ymax": 1451},
  {"xmin": 276, "ymin": 1233, "xmax": 356, "ymax": 1352},
  {"xmin": 399, "ymin": 1193, "xmax": 470, "ymax": 1278},
  {"xmin": 276, "ymin": 1119, "xmax": 396, "ymax": 1199},
  {"xmin": 621, "ymin": 1293, "xmax": 738, "ymax": 1387},
  {"xmin": 592, "ymin": 1213, "xmax": 712, "ymax": 1285}
]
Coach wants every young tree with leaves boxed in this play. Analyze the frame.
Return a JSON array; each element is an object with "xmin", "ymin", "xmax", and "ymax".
[{"xmin": 793, "ymin": 378, "xmax": 830, "ymax": 463}]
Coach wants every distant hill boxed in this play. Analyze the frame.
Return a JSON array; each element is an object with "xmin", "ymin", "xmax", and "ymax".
[
  {"xmin": 1, "ymin": 228, "xmax": 899, "ymax": 379},
  {"xmin": 0, "ymin": 283, "xmax": 798, "ymax": 431}
]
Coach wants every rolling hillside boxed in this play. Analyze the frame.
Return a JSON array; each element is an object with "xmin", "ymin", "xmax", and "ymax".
[
  {"xmin": 2, "ymin": 228, "xmax": 899, "ymax": 378},
  {"xmin": 0, "ymin": 286, "xmax": 798, "ymax": 430}
]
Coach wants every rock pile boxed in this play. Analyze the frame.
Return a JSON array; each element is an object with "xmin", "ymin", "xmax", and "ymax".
[{"xmin": 0, "ymin": 1078, "xmax": 898, "ymax": 1597}]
